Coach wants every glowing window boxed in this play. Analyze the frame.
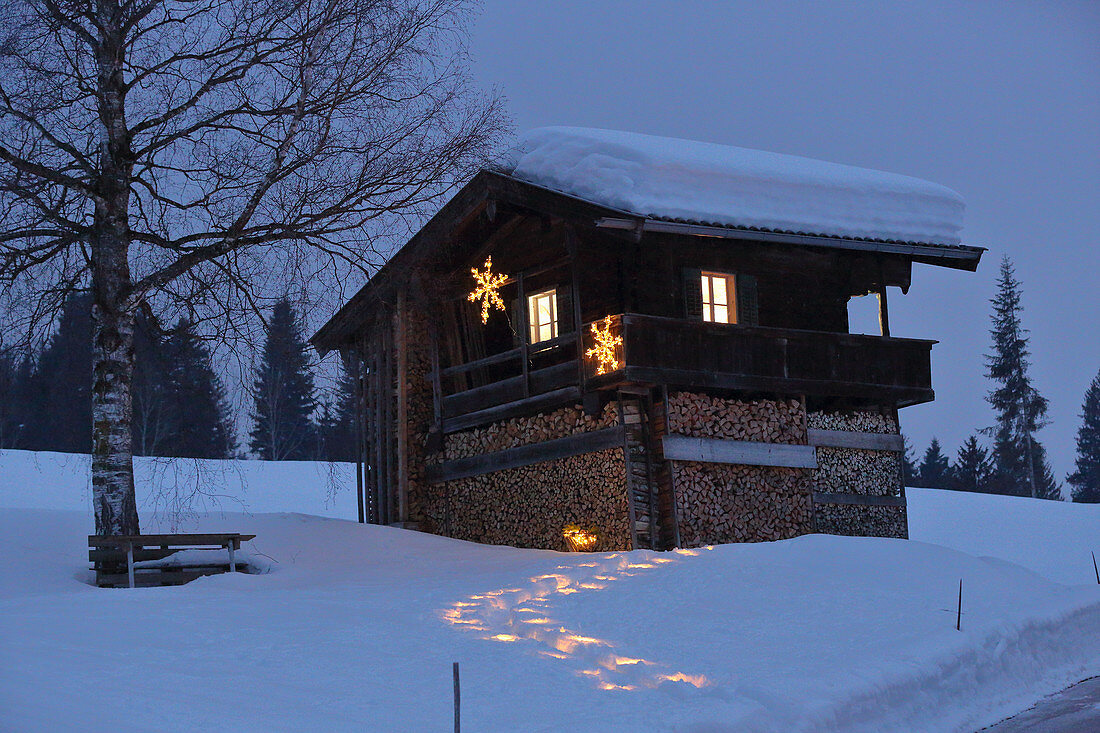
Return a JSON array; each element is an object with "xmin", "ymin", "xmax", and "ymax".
[
  {"xmin": 528, "ymin": 289, "xmax": 558, "ymax": 344},
  {"xmin": 701, "ymin": 272, "xmax": 737, "ymax": 324}
]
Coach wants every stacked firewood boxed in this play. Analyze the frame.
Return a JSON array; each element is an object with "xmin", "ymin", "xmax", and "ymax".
[
  {"xmin": 672, "ymin": 463, "xmax": 814, "ymax": 545},
  {"xmin": 667, "ymin": 393, "xmax": 807, "ymax": 444},
  {"xmin": 815, "ymin": 504, "xmax": 907, "ymax": 538},
  {"xmin": 662, "ymin": 392, "xmax": 814, "ymax": 546},
  {"xmin": 814, "ymin": 447, "xmax": 903, "ymax": 497},
  {"xmin": 442, "ymin": 403, "xmax": 619, "ymax": 460},
  {"xmin": 438, "ymin": 448, "xmax": 631, "ymax": 551},
  {"xmin": 807, "ymin": 410, "xmax": 897, "ymax": 434}
]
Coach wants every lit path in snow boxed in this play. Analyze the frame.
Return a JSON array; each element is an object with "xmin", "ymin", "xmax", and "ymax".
[{"xmin": 440, "ymin": 548, "xmax": 712, "ymax": 692}]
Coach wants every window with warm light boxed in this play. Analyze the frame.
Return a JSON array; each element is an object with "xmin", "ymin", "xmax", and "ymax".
[
  {"xmin": 701, "ymin": 272, "xmax": 737, "ymax": 324},
  {"xmin": 527, "ymin": 289, "xmax": 558, "ymax": 344}
]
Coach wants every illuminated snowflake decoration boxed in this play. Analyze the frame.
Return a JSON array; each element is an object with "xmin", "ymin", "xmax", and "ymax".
[
  {"xmin": 585, "ymin": 316, "xmax": 623, "ymax": 375},
  {"xmin": 467, "ymin": 256, "xmax": 509, "ymax": 324}
]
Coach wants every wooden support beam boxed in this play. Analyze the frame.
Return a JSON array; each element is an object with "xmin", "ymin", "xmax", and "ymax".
[
  {"xmin": 661, "ymin": 435, "xmax": 819, "ymax": 469},
  {"xmin": 426, "ymin": 426, "xmax": 626, "ymax": 483},
  {"xmin": 396, "ymin": 289, "xmax": 409, "ymax": 524},
  {"xmin": 442, "ymin": 386, "xmax": 582, "ymax": 434},
  {"xmin": 812, "ymin": 491, "xmax": 906, "ymax": 507},
  {"xmin": 807, "ymin": 429, "xmax": 905, "ymax": 452}
]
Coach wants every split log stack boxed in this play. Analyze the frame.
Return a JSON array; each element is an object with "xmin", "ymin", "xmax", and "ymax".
[
  {"xmin": 423, "ymin": 403, "xmax": 629, "ymax": 551},
  {"xmin": 665, "ymin": 392, "xmax": 814, "ymax": 547},
  {"xmin": 808, "ymin": 410, "xmax": 907, "ymax": 539}
]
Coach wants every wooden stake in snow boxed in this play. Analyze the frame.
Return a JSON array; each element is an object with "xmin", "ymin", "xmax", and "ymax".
[
  {"xmin": 453, "ymin": 662, "xmax": 460, "ymax": 733},
  {"xmin": 956, "ymin": 579, "xmax": 963, "ymax": 631}
]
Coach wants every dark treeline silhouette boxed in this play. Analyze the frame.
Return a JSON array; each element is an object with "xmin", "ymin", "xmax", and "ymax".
[
  {"xmin": 907, "ymin": 256, "xmax": 1096, "ymax": 502},
  {"xmin": 2, "ymin": 294, "xmax": 234, "ymax": 459},
  {"xmin": 3, "ymin": 295, "xmax": 358, "ymax": 463}
]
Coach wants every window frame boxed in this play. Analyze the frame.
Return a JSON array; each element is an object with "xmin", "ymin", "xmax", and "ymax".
[
  {"xmin": 526, "ymin": 287, "xmax": 559, "ymax": 344},
  {"xmin": 700, "ymin": 271, "xmax": 738, "ymax": 324}
]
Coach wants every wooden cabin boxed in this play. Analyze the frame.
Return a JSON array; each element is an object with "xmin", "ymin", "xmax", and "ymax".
[{"xmin": 312, "ymin": 128, "xmax": 984, "ymax": 551}]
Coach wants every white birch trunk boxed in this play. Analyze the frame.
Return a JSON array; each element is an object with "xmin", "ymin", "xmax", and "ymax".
[{"xmin": 90, "ymin": 0, "xmax": 140, "ymax": 536}]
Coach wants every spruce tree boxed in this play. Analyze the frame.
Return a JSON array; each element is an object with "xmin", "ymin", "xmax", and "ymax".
[
  {"xmin": 917, "ymin": 438, "xmax": 953, "ymax": 489},
  {"xmin": 250, "ymin": 300, "xmax": 317, "ymax": 460},
  {"xmin": 951, "ymin": 435, "xmax": 993, "ymax": 493},
  {"xmin": 984, "ymin": 257, "xmax": 1059, "ymax": 499},
  {"xmin": 161, "ymin": 321, "xmax": 235, "ymax": 459},
  {"xmin": 1068, "ymin": 369, "xmax": 1100, "ymax": 503}
]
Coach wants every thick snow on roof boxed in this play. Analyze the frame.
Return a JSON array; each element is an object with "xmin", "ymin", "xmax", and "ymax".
[{"xmin": 501, "ymin": 127, "xmax": 966, "ymax": 246}]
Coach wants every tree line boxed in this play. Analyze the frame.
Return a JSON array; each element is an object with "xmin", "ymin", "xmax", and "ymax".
[
  {"xmin": 904, "ymin": 257, "xmax": 1100, "ymax": 503},
  {"xmin": 0, "ymin": 296, "xmax": 358, "ymax": 463}
]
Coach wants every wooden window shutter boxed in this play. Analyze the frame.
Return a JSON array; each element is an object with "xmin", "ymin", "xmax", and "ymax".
[
  {"xmin": 682, "ymin": 267, "xmax": 703, "ymax": 320},
  {"xmin": 556, "ymin": 284, "xmax": 574, "ymax": 334},
  {"xmin": 736, "ymin": 273, "xmax": 759, "ymax": 325}
]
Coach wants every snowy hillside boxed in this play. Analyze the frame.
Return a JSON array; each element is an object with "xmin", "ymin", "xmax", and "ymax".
[{"xmin": 1, "ymin": 451, "xmax": 1098, "ymax": 732}]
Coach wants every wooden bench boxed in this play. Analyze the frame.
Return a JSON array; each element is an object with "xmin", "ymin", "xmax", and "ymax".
[{"xmin": 88, "ymin": 533, "xmax": 256, "ymax": 588}]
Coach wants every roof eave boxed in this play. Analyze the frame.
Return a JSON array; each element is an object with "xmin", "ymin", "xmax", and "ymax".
[{"xmin": 595, "ymin": 217, "xmax": 985, "ymax": 271}]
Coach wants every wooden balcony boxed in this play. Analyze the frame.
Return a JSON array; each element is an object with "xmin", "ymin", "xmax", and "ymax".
[
  {"xmin": 584, "ymin": 314, "xmax": 935, "ymax": 405},
  {"xmin": 434, "ymin": 314, "xmax": 934, "ymax": 434}
]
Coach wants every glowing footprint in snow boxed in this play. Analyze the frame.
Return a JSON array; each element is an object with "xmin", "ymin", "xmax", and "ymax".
[{"xmin": 439, "ymin": 548, "xmax": 713, "ymax": 692}]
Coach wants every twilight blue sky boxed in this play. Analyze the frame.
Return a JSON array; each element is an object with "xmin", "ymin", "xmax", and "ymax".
[{"xmin": 469, "ymin": 0, "xmax": 1100, "ymax": 484}]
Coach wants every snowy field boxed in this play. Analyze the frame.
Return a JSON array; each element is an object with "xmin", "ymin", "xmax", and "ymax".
[{"xmin": 1, "ymin": 450, "xmax": 1099, "ymax": 732}]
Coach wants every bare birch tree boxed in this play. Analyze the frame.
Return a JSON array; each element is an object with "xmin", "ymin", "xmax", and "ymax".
[{"xmin": 0, "ymin": 0, "xmax": 506, "ymax": 535}]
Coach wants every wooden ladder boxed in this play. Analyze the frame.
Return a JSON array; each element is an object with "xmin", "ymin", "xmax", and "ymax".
[{"xmin": 618, "ymin": 389, "xmax": 659, "ymax": 550}]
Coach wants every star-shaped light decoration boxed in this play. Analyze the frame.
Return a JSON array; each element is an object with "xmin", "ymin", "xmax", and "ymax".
[
  {"xmin": 467, "ymin": 256, "xmax": 509, "ymax": 324},
  {"xmin": 585, "ymin": 316, "xmax": 623, "ymax": 375}
]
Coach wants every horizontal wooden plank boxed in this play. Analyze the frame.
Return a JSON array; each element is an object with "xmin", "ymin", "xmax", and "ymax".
[
  {"xmin": 808, "ymin": 429, "xmax": 904, "ymax": 451},
  {"xmin": 439, "ymin": 346, "xmax": 522, "ymax": 378},
  {"xmin": 88, "ymin": 533, "xmax": 255, "ymax": 547},
  {"xmin": 426, "ymin": 426, "xmax": 626, "ymax": 483},
  {"xmin": 89, "ymin": 548, "xmax": 182, "ymax": 563},
  {"xmin": 661, "ymin": 435, "xmax": 818, "ymax": 469},
  {"xmin": 604, "ymin": 366, "xmax": 935, "ymax": 407},
  {"xmin": 442, "ymin": 386, "xmax": 581, "ymax": 434},
  {"xmin": 812, "ymin": 492, "xmax": 906, "ymax": 507}
]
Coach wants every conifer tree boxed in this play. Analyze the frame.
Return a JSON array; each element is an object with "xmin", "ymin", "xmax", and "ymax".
[
  {"xmin": 1068, "ymin": 369, "xmax": 1100, "ymax": 503},
  {"xmin": 251, "ymin": 300, "xmax": 317, "ymax": 460},
  {"xmin": 984, "ymin": 257, "xmax": 1060, "ymax": 499},
  {"xmin": 917, "ymin": 438, "xmax": 953, "ymax": 489},
  {"xmin": 161, "ymin": 322, "xmax": 235, "ymax": 459},
  {"xmin": 951, "ymin": 435, "xmax": 993, "ymax": 493}
]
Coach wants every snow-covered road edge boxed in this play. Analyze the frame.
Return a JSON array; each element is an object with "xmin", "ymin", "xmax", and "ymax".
[{"xmin": 806, "ymin": 601, "xmax": 1100, "ymax": 733}]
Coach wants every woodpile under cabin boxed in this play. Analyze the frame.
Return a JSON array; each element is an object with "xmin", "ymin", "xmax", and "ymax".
[{"xmin": 311, "ymin": 127, "xmax": 984, "ymax": 551}]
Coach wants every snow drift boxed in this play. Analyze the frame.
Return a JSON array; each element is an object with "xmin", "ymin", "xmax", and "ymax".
[{"xmin": 500, "ymin": 126, "xmax": 966, "ymax": 246}]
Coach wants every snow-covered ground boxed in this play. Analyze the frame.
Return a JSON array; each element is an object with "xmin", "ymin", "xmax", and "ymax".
[{"xmin": 1, "ymin": 449, "xmax": 1098, "ymax": 732}]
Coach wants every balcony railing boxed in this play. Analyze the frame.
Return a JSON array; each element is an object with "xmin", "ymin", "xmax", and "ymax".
[
  {"xmin": 583, "ymin": 314, "xmax": 935, "ymax": 402},
  {"xmin": 434, "ymin": 313, "xmax": 935, "ymax": 433}
]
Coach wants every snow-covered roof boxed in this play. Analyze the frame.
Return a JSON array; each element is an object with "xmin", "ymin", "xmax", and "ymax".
[{"xmin": 500, "ymin": 127, "xmax": 966, "ymax": 247}]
